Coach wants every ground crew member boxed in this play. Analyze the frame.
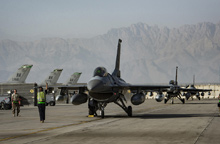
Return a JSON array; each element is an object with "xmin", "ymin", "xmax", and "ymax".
[
  {"xmin": 37, "ymin": 83, "xmax": 48, "ymax": 123},
  {"xmin": 11, "ymin": 89, "xmax": 20, "ymax": 117}
]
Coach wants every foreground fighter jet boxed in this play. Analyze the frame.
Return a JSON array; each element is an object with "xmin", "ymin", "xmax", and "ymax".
[
  {"xmin": 164, "ymin": 67, "xmax": 211, "ymax": 104},
  {"xmin": 55, "ymin": 39, "xmax": 171, "ymax": 118}
]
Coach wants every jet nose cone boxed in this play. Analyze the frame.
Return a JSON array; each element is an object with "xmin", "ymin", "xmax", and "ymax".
[{"xmin": 87, "ymin": 79, "xmax": 104, "ymax": 92}]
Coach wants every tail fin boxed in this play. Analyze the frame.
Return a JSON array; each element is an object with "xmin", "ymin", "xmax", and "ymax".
[
  {"xmin": 193, "ymin": 75, "xmax": 195, "ymax": 85},
  {"xmin": 7, "ymin": 64, "xmax": 33, "ymax": 83},
  {"xmin": 175, "ymin": 66, "xmax": 178, "ymax": 85},
  {"xmin": 112, "ymin": 39, "xmax": 122, "ymax": 77},
  {"xmin": 40, "ymin": 69, "xmax": 63, "ymax": 85},
  {"xmin": 65, "ymin": 72, "xmax": 82, "ymax": 85}
]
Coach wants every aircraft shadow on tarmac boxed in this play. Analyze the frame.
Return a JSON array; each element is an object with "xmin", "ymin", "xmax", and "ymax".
[{"xmin": 103, "ymin": 113, "xmax": 216, "ymax": 119}]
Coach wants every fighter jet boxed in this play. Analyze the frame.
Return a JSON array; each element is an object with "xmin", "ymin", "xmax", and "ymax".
[
  {"xmin": 6, "ymin": 64, "xmax": 33, "ymax": 83},
  {"xmin": 164, "ymin": 67, "xmax": 211, "ymax": 104},
  {"xmin": 183, "ymin": 75, "xmax": 211, "ymax": 101},
  {"xmin": 55, "ymin": 39, "xmax": 171, "ymax": 118},
  {"xmin": 40, "ymin": 69, "xmax": 63, "ymax": 86},
  {"xmin": 55, "ymin": 72, "xmax": 82, "ymax": 102}
]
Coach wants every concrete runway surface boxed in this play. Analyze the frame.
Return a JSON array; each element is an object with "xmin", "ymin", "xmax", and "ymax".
[{"xmin": 0, "ymin": 99, "xmax": 219, "ymax": 144}]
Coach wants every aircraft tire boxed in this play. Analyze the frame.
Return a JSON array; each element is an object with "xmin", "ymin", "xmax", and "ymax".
[
  {"xmin": 4, "ymin": 104, "xmax": 11, "ymax": 110},
  {"xmin": 182, "ymin": 99, "xmax": 185, "ymax": 104},
  {"xmin": 49, "ymin": 101, "xmax": 55, "ymax": 106},
  {"xmin": 164, "ymin": 99, "xmax": 167, "ymax": 104},
  {"xmin": 1, "ymin": 102, "xmax": 5, "ymax": 110},
  {"xmin": 101, "ymin": 108, "xmax": 104, "ymax": 119},
  {"xmin": 127, "ymin": 106, "xmax": 132, "ymax": 117}
]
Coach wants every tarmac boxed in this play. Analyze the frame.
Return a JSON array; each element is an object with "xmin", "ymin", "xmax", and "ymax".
[{"xmin": 0, "ymin": 99, "xmax": 220, "ymax": 144}]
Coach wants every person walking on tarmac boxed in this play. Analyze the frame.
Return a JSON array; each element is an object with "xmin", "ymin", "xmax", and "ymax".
[
  {"xmin": 37, "ymin": 83, "xmax": 48, "ymax": 123},
  {"xmin": 11, "ymin": 89, "xmax": 20, "ymax": 117}
]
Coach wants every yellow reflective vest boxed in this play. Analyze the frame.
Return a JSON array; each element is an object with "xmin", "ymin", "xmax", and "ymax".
[{"xmin": 37, "ymin": 91, "xmax": 46, "ymax": 104}]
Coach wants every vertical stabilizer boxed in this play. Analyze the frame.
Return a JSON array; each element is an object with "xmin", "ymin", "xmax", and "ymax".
[
  {"xmin": 7, "ymin": 64, "xmax": 33, "ymax": 83},
  {"xmin": 40, "ymin": 69, "xmax": 63, "ymax": 85},
  {"xmin": 175, "ymin": 66, "xmax": 178, "ymax": 85},
  {"xmin": 193, "ymin": 75, "xmax": 195, "ymax": 85},
  {"xmin": 65, "ymin": 72, "xmax": 82, "ymax": 85},
  {"xmin": 112, "ymin": 39, "xmax": 122, "ymax": 77}
]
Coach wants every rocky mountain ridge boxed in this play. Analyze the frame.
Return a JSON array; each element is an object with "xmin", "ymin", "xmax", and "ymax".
[{"xmin": 0, "ymin": 22, "xmax": 220, "ymax": 84}]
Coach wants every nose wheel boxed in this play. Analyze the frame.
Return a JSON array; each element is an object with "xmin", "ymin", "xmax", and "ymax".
[{"xmin": 127, "ymin": 106, "xmax": 132, "ymax": 117}]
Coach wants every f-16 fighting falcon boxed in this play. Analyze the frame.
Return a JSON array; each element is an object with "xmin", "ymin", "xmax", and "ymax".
[
  {"xmin": 55, "ymin": 39, "xmax": 173, "ymax": 118},
  {"xmin": 164, "ymin": 67, "xmax": 211, "ymax": 104}
]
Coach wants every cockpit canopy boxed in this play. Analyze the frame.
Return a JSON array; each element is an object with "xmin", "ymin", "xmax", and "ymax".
[
  {"xmin": 93, "ymin": 67, "xmax": 108, "ymax": 77},
  {"xmin": 169, "ymin": 80, "xmax": 175, "ymax": 85}
]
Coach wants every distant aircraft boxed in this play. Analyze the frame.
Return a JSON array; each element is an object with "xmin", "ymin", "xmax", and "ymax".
[
  {"xmin": 64, "ymin": 72, "xmax": 82, "ymax": 86},
  {"xmin": 54, "ymin": 39, "xmax": 171, "ymax": 118},
  {"xmin": 6, "ymin": 64, "xmax": 33, "ymax": 83},
  {"xmin": 183, "ymin": 75, "xmax": 211, "ymax": 101},
  {"xmin": 164, "ymin": 67, "xmax": 211, "ymax": 104},
  {"xmin": 40, "ymin": 69, "xmax": 63, "ymax": 86},
  {"xmin": 55, "ymin": 72, "xmax": 82, "ymax": 102}
]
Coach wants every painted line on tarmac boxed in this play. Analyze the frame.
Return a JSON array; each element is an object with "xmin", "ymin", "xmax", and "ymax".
[{"xmin": 0, "ymin": 118, "xmax": 102, "ymax": 142}]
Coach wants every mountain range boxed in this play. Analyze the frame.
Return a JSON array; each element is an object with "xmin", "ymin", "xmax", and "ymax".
[{"xmin": 0, "ymin": 22, "xmax": 220, "ymax": 84}]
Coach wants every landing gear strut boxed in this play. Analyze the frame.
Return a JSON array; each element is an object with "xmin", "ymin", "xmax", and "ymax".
[
  {"xmin": 164, "ymin": 94, "xmax": 185, "ymax": 104},
  {"xmin": 114, "ymin": 96, "xmax": 132, "ymax": 117}
]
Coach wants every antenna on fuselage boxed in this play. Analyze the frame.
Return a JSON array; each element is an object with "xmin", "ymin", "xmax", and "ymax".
[{"xmin": 112, "ymin": 39, "xmax": 122, "ymax": 78}]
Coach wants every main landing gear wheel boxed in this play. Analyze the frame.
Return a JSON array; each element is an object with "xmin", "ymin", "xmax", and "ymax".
[
  {"xmin": 101, "ymin": 107, "xmax": 105, "ymax": 119},
  {"xmin": 1, "ymin": 102, "xmax": 5, "ymax": 110},
  {"xmin": 182, "ymin": 98, "xmax": 185, "ymax": 104},
  {"xmin": 164, "ymin": 99, "xmax": 168, "ymax": 104},
  {"xmin": 127, "ymin": 106, "xmax": 132, "ymax": 117}
]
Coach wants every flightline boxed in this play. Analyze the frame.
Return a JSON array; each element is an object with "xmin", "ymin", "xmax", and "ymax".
[{"xmin": 0, "ymin": 118, "xmax": 102, "ymax": 142}]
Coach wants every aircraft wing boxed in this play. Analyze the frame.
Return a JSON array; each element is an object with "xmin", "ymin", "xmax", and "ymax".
[
  {"xmin": 114, "ymin": 84, "xmax": 171, "ymax": 92},
  {"xmin": 49, "ymin": 84, "xmax": 171, "ymax": 93},
  {"xmin": 48, "ymin": 84, "xmax": 88, "ymax": 91},
  {"xmin": 178, "ymin": 87, "xmax": 212, "ymax": 92}
]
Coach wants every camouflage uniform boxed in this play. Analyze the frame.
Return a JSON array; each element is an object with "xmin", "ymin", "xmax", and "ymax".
[{"xmin": 11, "ymin": 93, "xmax": 20, "ymax": 116}]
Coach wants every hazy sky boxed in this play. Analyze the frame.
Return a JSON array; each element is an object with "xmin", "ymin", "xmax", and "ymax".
[{"xmin": 0, "ymin": 0, "xmax": 220, "ymax": 41}]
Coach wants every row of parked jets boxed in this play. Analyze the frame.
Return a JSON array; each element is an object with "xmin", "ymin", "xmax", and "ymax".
[{"xmin": 2, "ymin": 39, "xmax": 212, "ymax": 118}]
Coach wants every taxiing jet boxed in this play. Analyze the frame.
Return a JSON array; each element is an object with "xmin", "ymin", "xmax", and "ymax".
[
  {"xmin": 183, "ymin": 75, "xmax": 211, "ymax": 101},
  {"xmin": 5, "ymin": 64, "xmax": 33, "ymax": 84},
  {"xmin": 55, "ymin": 39, "xmax": 172, "ymax": 118},
  {"xmin": 164, "ymin": 67, "xmax": 211, "ymax": 104}
]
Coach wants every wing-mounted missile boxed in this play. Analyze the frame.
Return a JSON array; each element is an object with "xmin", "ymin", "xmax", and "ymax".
[
  {"xmin": 201, "ymin": 92, "xmax": 204, "ymax": 96},
  {"xmin": 71, "ymin": 93, "xmax": 88, "ymax": 105},
  {"xmin": 185, "ymin": 92, "xmax": 191, "ymax": 100},
  {"xmin": 131, "ymin": 92, "xmax": 145, "ymax": 105},
  {"xmin": 56, "ymin": 95, "xmax": 65, "ymax": 101},
  {"xmin": 155, "ymin": 92, "xmax": 164, "ymax": 102}
]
